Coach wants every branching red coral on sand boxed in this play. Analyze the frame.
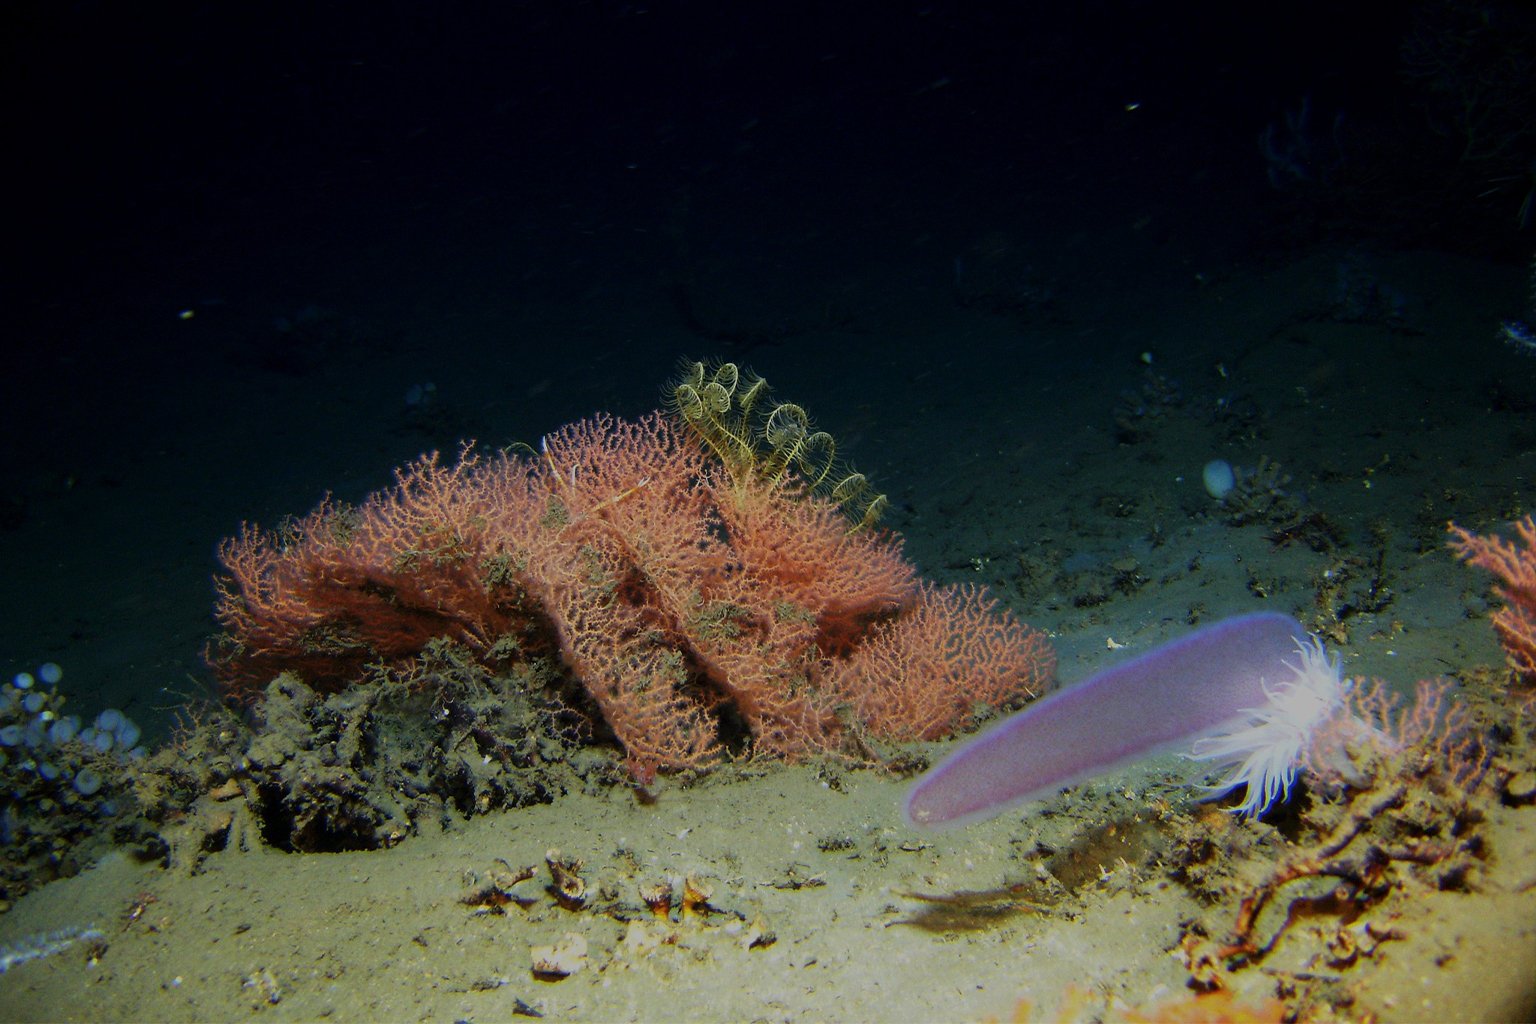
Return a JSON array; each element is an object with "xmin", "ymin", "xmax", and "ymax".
[
  {"xmin": 1448, "ymin": 515, "xmax": 1536, "ymax": 699},
  {"xmin": 1174, "ymin": 670, "xmax": 1493, "ymax": 1001},
  {"xmin": 210, "ymin": 382, "xmax": 1054, "ymax": 780}
]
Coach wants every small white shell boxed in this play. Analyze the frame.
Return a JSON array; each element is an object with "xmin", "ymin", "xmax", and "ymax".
[{"xmin": 530, "ymin": 932, "xmax": 587, "ymax": 979}]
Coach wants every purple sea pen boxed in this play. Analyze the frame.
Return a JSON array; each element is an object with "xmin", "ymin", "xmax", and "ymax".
[{"xmin": 904, "ymin": 611, "xmax": 1312, "ymax": 829}]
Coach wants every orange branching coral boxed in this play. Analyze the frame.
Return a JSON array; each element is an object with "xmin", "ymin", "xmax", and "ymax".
[
  {"xmin": 1303, "ymin": 676, "xmax": 1490, "ymax": 794},
  {"xmin": 827, "ymin": 582, "xmax": 1055, "ymax": 741},
  {"xmin": 1448, "ymin": 515, "xmax": 1536, "ymax": 689},
  {"xmin": 211, "ymin": 447, "xmax": 540, "ymax": 692},
  {"xmin": 1193, "ymin": 673, "xmax": 1491, "ymax": 978},
  {"xmin": 211, "ymin": 411, "xmax": 1053, "ymax": 780}
]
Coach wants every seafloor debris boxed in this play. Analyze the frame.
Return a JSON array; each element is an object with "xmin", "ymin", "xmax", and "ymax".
[
  {"xmin": 461, "ymin": 860, "xmax": 538, "ymax": 915},
  {"xmin": 545, "ymin": 849, "xmax": 587, "ymax": 910},
  {"xmin": 459, "ymin": 847, "xmax": 775, "ymax": 986},
  {"xmin": 1171, "ymin": 678, "xmax": 1501, "ymax": 1012},
  {"xmin": 1006, "ymin": 985, "xmax": 1288, "ymax": 1024}
]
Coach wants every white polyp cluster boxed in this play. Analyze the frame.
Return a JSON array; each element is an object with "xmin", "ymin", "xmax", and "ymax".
[
  {"xmin": 1189, "ymin": 635, "xmax": 1347, "ymax": 817},
  {"xmin": 0, "ymin": 664, "xmax": 146, "ymax": 801}
]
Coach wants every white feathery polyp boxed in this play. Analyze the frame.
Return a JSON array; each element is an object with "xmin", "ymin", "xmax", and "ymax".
[{"xmin": 1189, "ymin": 634, "xmax": 1346, "ymax": 817}]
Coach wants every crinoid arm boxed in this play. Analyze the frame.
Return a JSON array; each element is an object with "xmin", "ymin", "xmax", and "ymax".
[
  {"xmin": 667, "ymin": 359, "xmax": 890, "ymax": 531},
  {"xmin": 833, "ymin": 473, "xmax": 889, "ymax": 534},
  {"xmin": 669, "ymin": 359, "xmax": 764, "ymax": 479},
  {"xmin": 761, "ymin": 402, "xmax": 838, "ymax": 490}
]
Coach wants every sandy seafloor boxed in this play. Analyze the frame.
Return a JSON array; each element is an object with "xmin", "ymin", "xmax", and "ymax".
[{"xmin": 3, "ymin": 242, "xmax": 1536, "ymax": 1022}]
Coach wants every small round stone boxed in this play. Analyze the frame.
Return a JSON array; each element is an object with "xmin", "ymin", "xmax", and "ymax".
[{"xmin": 1504, "ymin": 771, "xmax": 1536, "ymax": 804}]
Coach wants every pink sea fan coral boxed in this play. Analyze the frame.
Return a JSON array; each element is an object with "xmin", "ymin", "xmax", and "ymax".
[
  {"xmin": 1448, "ymin": 515, "xmax": 1536, "ymax": 693},
  {"xmin": 826, "ymin": 582, "xmax": 1055, "ymax": 743},
  {"xmin": 1303, "ymin": 676, "xmax": 1489, "ymax": 794}
]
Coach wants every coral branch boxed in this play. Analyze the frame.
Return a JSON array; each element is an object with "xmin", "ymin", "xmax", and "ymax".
[
  {"xmin": 211, "ymin": 448, "xmax": 541, "ymax": 691},
  {"xmin": 828, "ymin": 583, "xmax": 1054, "ymax": 742},
  {"xmin": 1448, "ymin": 516, "xmax": 1536, "ymax": 688},
  {"xmin": 1220, "ymin": 782, "xmax": 1406, "ymax": 961}
]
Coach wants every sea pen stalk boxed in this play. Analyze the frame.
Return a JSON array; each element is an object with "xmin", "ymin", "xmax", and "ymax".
[
  {"xmin": 0, "ymin": 925, "xmax": 103, "ymax": 975},
  {"xmin": 904, "ymin": 611, "xmax": 1308, "ymax": 829}
]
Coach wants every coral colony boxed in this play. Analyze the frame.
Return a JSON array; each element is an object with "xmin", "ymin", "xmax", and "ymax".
[
  {"xmin": 210, "ymin": 362, "xmax": 1055, "ymax": 782},
  {"xmin": 905, "ymin": 611, "xmax": 1482, "ymax": 829},
  {"xmin": 1450, "ymin": 514, "xmax": 1536, "ymax": 693},
  {"xmin": 0, "ymin": 664, "xmax": 144, "ymax": 817},
  {"xmin": 0, "ymin": 663, "xmax": 148, "ymax": 903}
]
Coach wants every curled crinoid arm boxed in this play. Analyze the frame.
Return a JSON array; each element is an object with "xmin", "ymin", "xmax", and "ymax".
[
  {"xmin": 699, "ymin": 363, "xmax": 737, "ymax": 414},
  {"xmin": 795, "ymin": 427, "xmax": 839, "ymax": 491},
  {"xmin": 670, "ymin": 359, "xmax": 763, "ymax": 477},
  {"xmin": 760, "ymin": 402, "xmax": 812, "ymax": 480},
  {"xmin": 841, "ymin": 478, "xmax": 890, "ymax": 533},
  {"xmin": 761, "ymin": 399, "xmax": 808, "ymax": 452},
  {"xmin": 672, "ymin": 379, "xmax": 704, "ymax": 422},
  {"xmin": 668, "ymin": 359, "xmax": 890, "ymax": 532},
  {"xmin": 762, "ymin": 402, "xmax": 840, "ymax": 493}
]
